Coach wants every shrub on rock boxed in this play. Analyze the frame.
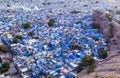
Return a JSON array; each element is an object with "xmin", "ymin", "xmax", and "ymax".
[
  {"xmin": 81, "ymin": 56, "xmax": 95, "ymax": 67},
  {"xmin": 92, "ymin": 22, "xmax": 100, "ymax": 29},
  {"xmin": 106, "ymin": 13, "xmax": 113, "ymax": 21},
  {"xmin": 87, "ymin": 65, "xmax": 95, "ymax": 73},
  {"xmin": 99, "ymin": 50, "xmax": 108, "ymax": 59}
]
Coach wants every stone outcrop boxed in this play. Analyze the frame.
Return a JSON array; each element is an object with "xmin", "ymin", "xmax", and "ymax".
[{"xmin": 93, "ymin": 10, "xmax": 120, "ymax": 56}]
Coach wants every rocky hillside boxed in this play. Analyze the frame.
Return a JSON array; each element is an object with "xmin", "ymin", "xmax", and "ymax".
[
  {"xmin": 77, "ymin": 10, "xmax": 120, "ymax": 78},
  {"xmin": 77, "ymin": 53, "xmax": 120, "ymax": 78},
  {"xmin": 93, "ymin": 10, "xmax": 120, "ymax": 56}
]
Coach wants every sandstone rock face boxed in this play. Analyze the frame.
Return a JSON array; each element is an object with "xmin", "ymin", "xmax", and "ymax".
[{"xmin": 93, "ymin": 10, "xmax": 120, "ymax": 56}]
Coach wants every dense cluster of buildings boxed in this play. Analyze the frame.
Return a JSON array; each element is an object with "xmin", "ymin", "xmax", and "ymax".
[
  {"xmin": 0, "ymin": 8, "xmax": 108, "ymax": 78},
  {"xmin": 2, "ymin": 0, "xmax": 120, "ymax": 78}
]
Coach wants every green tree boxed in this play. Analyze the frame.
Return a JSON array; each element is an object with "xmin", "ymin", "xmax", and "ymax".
[
  {"xmin": 47, "ymin": 76, "xmax": 56, "ymax": 78},
  {"xmin": 78, "ymin": 56, "xmax": 95, "ymax": 73},
  {"xmin": 106, "ymin": 14, "xmax": 113, "ymax": 21},
  {"xmin": 29, "ymin": 31, "xmax": 34, "ymax": 37},
  {"xmin": 99, "ymin": 50, "xmax": 108, "ymax": 59},
  {"xmin": 70, "ymin": 44, "xmax": 81, "ymax": 50},
  {"xmin": 81, "ymin": 56, "xmax": 95, "ymax": 67},
  {"xmin": 2, "ymin": 62, "xmax": 10, "ymax": 68},
  {"xmin": 16, "ymin": 35, "xmax": 22, "ymax": 39},
  {"xmin": 93, "ymin": 37, "xmax": 99, "ymax": 41},
  {"xmin": 12, "ymin": 35, "xmax": 23, "ymax": 43},
  {"xmin": 0, "ymin": 44, "xmax": 8, "ymax": 53},
  {"xmin": 34, "ymin": 36, "xmax": 39, "ymax": 39},
  {"xmin": 0, "ymin": 62, "xmax": 10, "ymax": 74},
  {"xmin": 23, "ymin": 23, "xmax": 31, "ymax": 29},
  {"xmin": 92, "ymin": 22, "xmax": 100, "ymax": 29},
  {"xmin": 12, "ymin": 38, "xmax": 19, "ymax": 43},
  {"xmin": 87, "ymin": 65, "xmax": 95, "ymax": 73},
  {"xmin": 48, "ymin": 19, "xmax": 55, "ymax": 26}
]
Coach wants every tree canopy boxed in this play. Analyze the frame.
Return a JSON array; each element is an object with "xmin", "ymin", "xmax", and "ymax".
[
  {"xmin": 0, "ymin": 44, "xmax": 8, "ymax": 53},
  {"xmin": 48, "ymin": 19, "xmax": 55, "ymax": 26},
  {"xmin": 16, "ymin": 35, "xmax": 22, "ymax": 39},
  {"xmin": 0, "ymin": 62, "xmax": 10, "ymax": 74},
  {"xmin": 47, "ymin": 76, "xmax": 56, "ymax": 78},
  {"xmin": 70, "ymin": 44, "xmax": 81, "ymax": 50},
  {"xmin": 99, "ymin": 50, "xmax": 108, "ymax": 59},
  {"xmin": 12, "ymin": 35, "xmax": 23, "ymax": 43},
  {"xmin": 23, "ymin": 23, "xmax": 31, "ymax": 29},
  {"xmin": 87, "ymin": 65, "xmax": 95, "ymax": 73},
  {"xmin": 12, "ymin": 37, "xmax": 19, "ymax": 43},
  {"xmin": 78, "ymin": 56, "xmax": 95, "ymax": 73},
  {"xmin": 81, "ymin": 56, "xmax": 95, "ymax": 67},
  {"xmin": 29, "ymin": 31, "xmax": 34, "ymax": 37}
]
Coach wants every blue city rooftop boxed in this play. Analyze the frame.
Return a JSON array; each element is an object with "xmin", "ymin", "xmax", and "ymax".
[{"xmin": 0, "ymin": 9, "xmax": 107, "ymax": 78}]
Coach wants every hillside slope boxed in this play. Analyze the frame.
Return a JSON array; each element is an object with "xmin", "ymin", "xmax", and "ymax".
[
  {"xmin": 77, "ymin": 54, "xmax": 120, "ymax": 78},
  {"xmin": 77, "ymin": 10, "xmax": 120, "ymax": 78}
]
